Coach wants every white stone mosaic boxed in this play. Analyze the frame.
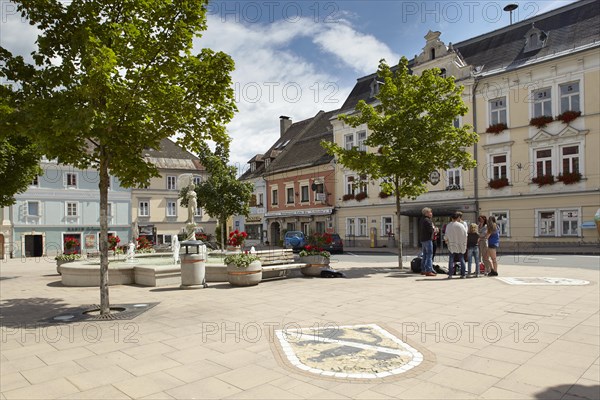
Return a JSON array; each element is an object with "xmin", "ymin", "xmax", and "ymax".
[
  {"xmin": 275, "ymin": 323, "xmax": 423, "ymax": 379},
  {"xmin": 497, "ymin": 277, "xmax": 590, "ymax": 286}
]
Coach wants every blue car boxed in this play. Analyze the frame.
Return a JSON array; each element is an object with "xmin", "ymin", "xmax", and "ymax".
[{"xmin": 284, "ymin": 231, "xmax": 306, "ymax": 252}]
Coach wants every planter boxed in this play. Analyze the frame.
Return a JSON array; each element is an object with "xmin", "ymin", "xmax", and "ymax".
[
  {"xmin": 226, "ymin": 245, "xmax": 242, "ymax": 254},
  {"xmin": 299, "ymin": 255, "xmax": 330, "ymax": 277},
  {"xmin": 227, "ymin": 260, "xmax": 262, "ymax": 286},
  {"xmin": 180, "ymin": 253, "xmax": 206, "ymax": 289}
]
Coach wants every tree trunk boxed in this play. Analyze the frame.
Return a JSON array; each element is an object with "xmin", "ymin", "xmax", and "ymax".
[
  {"xmin": 395, "ymin": 178, "xmax": 403, "ymax": 269},
  {"xmin": 220, "ymin": 217, "xmax": 226, "ymax": 251},
  {"xmin": 99, "ymin": 147, "xmax": 110, "ymax": 314}
]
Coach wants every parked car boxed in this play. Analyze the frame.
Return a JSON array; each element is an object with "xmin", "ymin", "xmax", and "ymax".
[
  {"xmin": 326, "ymin": 233, "xmax": 344, "ymax": 254},
  {"xmin": 284, "ymin": 231, "xmax": 306, "ymax": 252}
]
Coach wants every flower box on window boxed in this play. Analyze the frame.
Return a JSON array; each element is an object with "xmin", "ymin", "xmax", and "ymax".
[
  {"xmin": 342, "ymin": 193, "xmax": 355, "ymax": 201},
  {"xmin": 529, "ymin": 115, "xmax": 554, "ymax": 129},
  {"xmin": 555, "ymin": 110, "xmax": 581, "ymax": 124},
  {"xmin": 488, "ymin": 177, "xmax": 509, "ymax": 189},
  {"xmin": 485, "ymin": 123, "xmax": 508, "ymax": 134},
  {"xmin": 445, "ymin": 184, "xmax": 461, "ymax": 191},
  {"xmin": 378, "ymin": 191, "xmax": 390, "ymax": 199},
  {"xmin": 532, "ymin": 174, "xmax": 555, "ymax": 187},
  {"xmin": 557, "ymin": 172, "xmax": 582, "ymax": 185},
  {"xmin": 355, "ymin": 192, "xmax": 368, "ymax": 201}
]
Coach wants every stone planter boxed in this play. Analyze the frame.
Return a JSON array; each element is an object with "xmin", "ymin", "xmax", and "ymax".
[
  {"xmin": 227, "ymin": 260, "xmax": 262, "ymax": 287},
  {"xmin": 180, "ymin": 253, "xmax": 206, "ymax": 289},
  {"xmin": 56, "ymin": 259, "xmax": 77, "ymax": 274},
  {"xmin": 299, "ymin": 255, "xmax": 330, "ymax": 277}
]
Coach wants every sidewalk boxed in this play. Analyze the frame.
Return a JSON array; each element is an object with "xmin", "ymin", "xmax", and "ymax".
[{"xmin": 1, "ymin": 256, "xmax": 599, "ymax": 399}]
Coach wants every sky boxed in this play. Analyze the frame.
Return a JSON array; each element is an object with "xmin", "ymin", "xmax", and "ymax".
[{"xmin": 0, "ymin": 0, "xmax": 577, "ymax": 173}]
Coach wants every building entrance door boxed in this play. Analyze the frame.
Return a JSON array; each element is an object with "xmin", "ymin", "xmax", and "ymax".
[{"xmin": 24, "ymin": 234, "xmax": 43, "ymax": 257}]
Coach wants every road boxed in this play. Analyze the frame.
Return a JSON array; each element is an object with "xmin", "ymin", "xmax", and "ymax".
[{"xmin": 336, "ymin": 251, "xmax": 600, "ymax": 271}]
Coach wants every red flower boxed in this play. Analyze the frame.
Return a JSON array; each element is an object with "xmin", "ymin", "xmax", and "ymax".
[{"xmin": 228, "ymin": 230, "xmax": 248, "ymax": 246}]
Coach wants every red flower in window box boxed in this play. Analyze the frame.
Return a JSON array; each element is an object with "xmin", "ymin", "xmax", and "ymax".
[
  {"xmin": 488, "ymin": 177, "xmax": 509, "ymax": 189},
  {"xmin": 529, "ymin": 115, "xmax": 554, "ymax": 129},
  {"xmin": 355, "ymin": 192, "xmax": 368, "ymax": 201},
  {"xmin": 532, "ymin": 174, "xmax": 555, "ymax": 187},
  {"xmin": 557, "ymin": 172, "xmax": 582, "ymax": 185},
  {"xmin": 379, "ymin": 191, "xmax": 390, "ymax": 199},
  {"xmin": 342, "ymin": 193, "xmax": 355, "ymax": 201},
  {"xmin": 555, "ymin": 110, "xmax": 581, "ymax": 124},
  {"xmin": 485, "ymin": 123, "xmax": 508, "ymax": 134}
]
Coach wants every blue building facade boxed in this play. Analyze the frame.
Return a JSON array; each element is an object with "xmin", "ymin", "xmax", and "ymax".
[{"xmin": 11, "ymin": 159, "xmax": 131, "ymax": 257}]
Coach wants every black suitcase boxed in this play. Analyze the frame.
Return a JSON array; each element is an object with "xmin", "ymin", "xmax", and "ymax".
[{"xmin": 411, "ymin": 257, "xmax": 422, "ymax": 273}]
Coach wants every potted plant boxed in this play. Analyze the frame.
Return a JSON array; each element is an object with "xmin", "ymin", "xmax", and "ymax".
[
  {"xmin": 299, "ymin": 233, "xmax": 332, "ymax": 277},
  {"xmin": 529, "ymin": 115, "xmax": 554, "ymax": 129},
  {"xmin": 532, "ymin": 174, "xmax": 555, "ymax": 187},
  {"xmin": 555, "ymin": 110, "xmax": 581, "ymax": 124},
  {"xmin": 108, "ymin": 235, "xmax": 120, "ymax": 255},
  {"xmin": 355, "ymin": 192, "xmax": 368, "ymax": 201},
  {"xmin": 342, "ymin": 193, "xmax": 355, "ymax": 201},
  {"xmin": 55, "ymin": 253, "xmax": 82, "ymax": 274},
  {"xmin": 227, "ymin": 229, "xmax": 247, "ymax": 251},
  {"xmin": 136, "ymin": 236, "xmax": 155, "ymax": 253},
  {"xmin": 224, "ymin": 252, "xmax": 262, "ymax": 286},
  {"xmin": 557, "ymin": 171, "xmax": 582, "ymax": 185},
  {"xmin": 485, "ymin": 122, "xmax": 508, "ymax": 134},
  {"xmin": 63, "ymin": 237, "xmax": 80, "ymax": 254},
  {"xmin": 488, "ymin": 177, "xmax": 509, "ymax": 189}
]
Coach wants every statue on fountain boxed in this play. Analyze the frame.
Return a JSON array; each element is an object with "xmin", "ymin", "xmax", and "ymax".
[
  {"xmin": 124, "ymin": 241, "xmax": 136, "ymax": 262},
  {"xmin": 185, "ymin": 178, "xmax": 198, "ymax": 241}
]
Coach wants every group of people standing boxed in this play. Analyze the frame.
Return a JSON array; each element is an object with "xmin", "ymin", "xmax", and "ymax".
[{"xmin": 419, "ymin": 207, "xmax": 499, "ymax": 278}]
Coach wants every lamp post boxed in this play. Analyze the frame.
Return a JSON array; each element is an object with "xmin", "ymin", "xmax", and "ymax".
[{"xmin": 180, "ymin": 239, "xmax": 208, "ymax": 289}]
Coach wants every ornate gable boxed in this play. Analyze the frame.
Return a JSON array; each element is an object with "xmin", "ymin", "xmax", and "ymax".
[
  {"xmin": 412, "ymin": 31, "xmax": 471, "ymax": 80},
  {"xmin": 526, "ymin": 125, "xmax": 588, "ymax": 144}
]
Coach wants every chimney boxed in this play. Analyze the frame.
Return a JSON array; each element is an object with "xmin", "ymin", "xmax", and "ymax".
[{"xmin": 280, "ymin": 115, "xmax": 292, "ymax": 137}]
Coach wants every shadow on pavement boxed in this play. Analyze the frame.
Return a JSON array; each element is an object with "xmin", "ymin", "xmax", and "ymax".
[
  {"xmin": 534, "ymin": 384, "xmax": 600, "ymax": 400},
  {"xmin": 0, "ymin": 297, "xmax": 79, "ymax": 328}
]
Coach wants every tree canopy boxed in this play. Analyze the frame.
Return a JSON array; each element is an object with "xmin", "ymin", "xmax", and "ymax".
[
  {"xmin": 0, "ymin": 0, "xmax": 237, "ymax": 313},
  {"xmin": 322, "ymin": 57, "xmax": 478, "ymax": 267}
]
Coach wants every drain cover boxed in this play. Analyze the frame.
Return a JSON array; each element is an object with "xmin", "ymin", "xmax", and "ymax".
[{"xmin": 46, "ymin": 303, "xmax": 159, "ymax": 323}]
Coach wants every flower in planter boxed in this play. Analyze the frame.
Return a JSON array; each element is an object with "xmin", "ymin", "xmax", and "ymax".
[
  {"xmin": 299, "ymin": 233, "xmax": 333, "ymax": 258},
  {"xmin": 488, "ymin": 177, "xmax": 509, "ymax": 189},
  {"xmin": 136, "ymin": 236, "xmax": 154, "ymax": 252},
  {"xmin": 485, "ymin": 123, "xmax": 508, "ymax": 134},
  {"xmin": 63, "ymin": 237, "xmax": 80, "ymax": 254},
  {"xmin": 108, "ymin": 236, "xmax": 121, "ymax": 251},
  {"xmin": 532, "ymin": 174, "xmax": 555, "ymax": 187},
  {"xmin": 557, "ymin": 171, "xmax": 582, "ymax": 185},
  {"xmin": 342, "ymin": 193, "xmax": 355, "ymax": 201},
  {"xmin": 379, "ymin": 191, "xmax": 390, "ymax": 199},
  {"xmin": 555, "ymin": 110, "xmax": 581, "ymax": 124},
  {"xmin": 355, "ymin": 192, "xmax": 368, "ymax": 201},
  {"xmin": 227, "ymin": 230, "xmax": 248, "ymax": 247},
  {"xmin": 529, "ymin": 115, "xmax": 554, "ymax": 129},
  {"xmin": 55, "ymin": 254, "xmax": 82, "ymax": 262},
  {"xmin": 224, "ymin": 252, "xmax": 260, "ymax": 268}
]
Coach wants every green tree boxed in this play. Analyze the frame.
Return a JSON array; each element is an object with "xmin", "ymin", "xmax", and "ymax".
[
  {"xmin": 0, "ymin": 1, "xmax": 236, "ymax": 313},
  {"xmin": 322, "ymin": 57, "xmax": 478, "ymax": 268},
  {"xmin": 180, "ymin": 146, "xmax": 253, "ymax": 249}
]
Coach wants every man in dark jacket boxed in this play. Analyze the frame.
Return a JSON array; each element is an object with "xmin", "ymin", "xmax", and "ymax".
[{"xmin": 420, "ymin": 207, "xmax": 437, "ymax": 276}]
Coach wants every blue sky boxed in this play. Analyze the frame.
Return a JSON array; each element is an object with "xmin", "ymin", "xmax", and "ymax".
[{"xmin": 0, "ymin": 0, "xmax": 577, "ymax": 170}]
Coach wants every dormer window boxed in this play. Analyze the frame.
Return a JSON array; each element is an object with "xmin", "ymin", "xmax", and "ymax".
[
  {"xmin": 439, "ymin": 68, "xmax": 446, "ymax": 78},
  {"xmin": 251, "ymin": 162, "xmax": 256, "ymax": 172},
  {"xmin": 265, "ymin": 158, "xmax": 270, "ymax": 167},
  {"xmin": 524, "ymin": 25, "xmax": 548, "ymax": 52},
  {"xmin": 370, "ymin": 79, "xmax": 381, "ymax": 98},
  {"xmin": 430, "ymin": 48, "xmax": 435, "ymax": 60}
]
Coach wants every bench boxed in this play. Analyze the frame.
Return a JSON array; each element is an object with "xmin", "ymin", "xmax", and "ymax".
[{"xmin": 255, "ymin": 249, "xmax": 306, "ymax": 279}]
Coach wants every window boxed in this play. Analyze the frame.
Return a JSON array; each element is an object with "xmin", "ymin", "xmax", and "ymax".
[
  {"xmin": 535, "ymin": 149, "xmax": 553, "ymax": 177},
  {"xmin": 107, "ymin": 203, "xmax": 113, "ymax": 217},
  {"xmin": 559, "ymin": 82, "xmax": 580, "ymax": 113},
  {"xmin": 66, "ymin": 202, "xmax": 78, "ymax": 217},
  {"xmin": 357, "ymin": 131, "xmax": 367, "ymax": 152},
  {"xmin": 446, "ymin": 166, "xmax": 461, "ymax": 188},
  {"xmin": 265, "ymin": 158, "xmax": 271, "ymax": 167},
  {"xmin": 258, "ymin": 193, "xmax": 264, "ymax": 206},
  {"xmin": 358, "ymin": 175, "xmax": 368, "ymax": 195},
  {"xmin": 346, "ymin": 176, "xmax": 355, "ymax": 195},
  {"xmin": 491, "ymin": 154, "xmax": 508, "ymax": 180},
  {"xmin": 139, "ymin": 201, "xmax": 149, "ymax": 217},
  {"xmin": 250, "ymin": 162, "xmax": 256, "ymax": 172},
  {"xmin": 301, "ymin": 185, "xmax": 309, "ymax": 202},
  {"xmin": 157, "ymin": 234, "xmax": 172, "ymax": 245},
  {"xmin": 453, "ymin": 117, "xmax": 461, "ymax": 128},
  {"xmin": 167, "ymin": 176, "xmax": 177, "ymax": 190},
  {"xmin": 315, "ymin": 183, "xmax": 324, "ymax": 194},
  {"xmin": 532, "ymin": 88, "xmax": 552, "ymax": 118},
  {"xmin": 66, "ymin": 173, "xmax": 77, "ymax": 188},
  {"xmin": 286, "ymin": 187, "xmax": 294, "ymax": 204},
  {"xmin": 166, "ymin": 200, "xmax": 177, "ymax": 217},
  {"xmin": 561, "ymin": 145, "xmax": 579, "ymax": 174},
  {"xmin": 537, "ymin": 209, "xmax": 580, "ymax": 237},
  {"xmin": 316, "ymin": 221, "xmax": 325, "ymax": 234},
  {"xmin": 27, "ymin": 201, "xmax": 40, "ymax": 216},
  {"xmin": 286, "ymin": 223, "xmax": 296, "ymax": 232},
  {"xmin": 491, "ymin": 211, "xmax": 509, "ymax": 236},
  {"xmin": 195, "ymin": 205, "xmax": 202, "ymax": 217},
  {"xmin": 489, "ymin": 97, "xmax": 507, "ymax": 125},
  {"xmin": 344, "ymin": 134, "xmax": 354, "ymax": 150},
  {"xmin": 358, "ymin": 218, "xmax": 367, "ymax": 236},
  {"xmin": 439, "ymin": 68, "xmax": 446, "ymax": 79},
  {"xmin": 382, "ymin": 217, "xmax": 393, "ymax": 236},
  {"xmin": 31, "ymin": 176, "xmax": 39, "ymax": 187},
  {"xmin": 193, "ymin": 176, "xmax": 202, "ymax": 186},
  {"xmin": 346, "ymin": 218, "xmax": 356, "ymax": 236},
  {"xmin": 271, "ymin": 189, "xmax": 278, "ymax": 205},
  {"xmin": 301, "ymin": 222, "xmax": 310, "ymax": 236}
]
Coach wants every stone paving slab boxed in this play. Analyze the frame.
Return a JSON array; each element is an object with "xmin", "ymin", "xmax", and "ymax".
[{"xmin": 1, "ymin": 256, "xmax": 599, "ymax": 399}]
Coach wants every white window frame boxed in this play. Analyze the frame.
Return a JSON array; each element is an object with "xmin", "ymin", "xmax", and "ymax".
[
  {"xmin": 26, "ymin": 201, "xmax": 41, "ymax": 217},
  {"xmin": 561, "ymin": 209, "xmax": 580, "ymax": 237},
  {"xmin": 532, "ymin": 87, "xmax": 552, "ymax": 118},
  {"xmin": 345, "ymin": 175, "xmax": 356, "ymax": 196},
  {"xmin": 534, "ymin": 148, "xmax": 553, "ymax": 177},
  {"xmin": 106, "ymin": 202, "xmax": 114, "ymax": 223},
  {"xmin": 167, "ymin": 176, "xmax": 177, "ymax": 190},
  {"xmin": 193, "ymin": 176, "xmax": 202, "ymax": 186},
  {"xmin": 535, "ymin": 208, "xmax": 581, "ymax": 237},
  {"xmin": 271, "ymin": 188, "xmax": 278, "ymax": 206},
  {"xmin": 30, "ymin": 176, "xmax": 39, "ymax": 187},
  {"xmin": 489, "ymin": 97, "xmax": 507, "ymax": 125},
  {"xmin": 490, "ymin": 211, "xmax": 510, "ymax": 237},
  {"xmin": 381, "ymin": 216, "xmax": 394, "ymax": 237},
  {"xmin": 446, "ymin": 166, "xmax": 461, "ymax": 189},
  {"xmin": 357, "ymin": 217, "xmax": 367, "ymax": 237},
  {"xmin": 258, "ymin": 193, "xmax": 264, "ymax": 207},
  {"xmin": 560, "ymin": 144, "xmax": 580, "ymax": 175},
  {"xmin": 66, "ymin": 202, "xmax": 78, "ymax": 217},
  {"xmin": 65, "ymin": 172, "xmax": 78, "ymax": 188},
  {"xmin": 357, "ymin": 131, "xmax": 367, "ymax": 152},
  {"xmin": 300, "ymin": 185, "xmax": 309, "ymax": 203},
  {"xmin": 139, "ymin": 201, "xmax": 150, "ymax": 217},
  {"xmin": 286, "ymin": 187, "xmax": 294, "ymax": 204},
  {"xmin": 166, "ymin": 200, "xmax": 177, "ymax": 217},
  {"xmin": 344, "ymin": 134, "xmax": 354, "ymax": 150},
  {"xmin": 559, "ymin": 81, "xmax": 580, "ymax": 113},
  {"xmin": 489, "ymin": 153, "xmax": 509, "ymax": 181},
  {"xmin": 346, "ymin": 218, "xmax": 356, "ymax": 237}
]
